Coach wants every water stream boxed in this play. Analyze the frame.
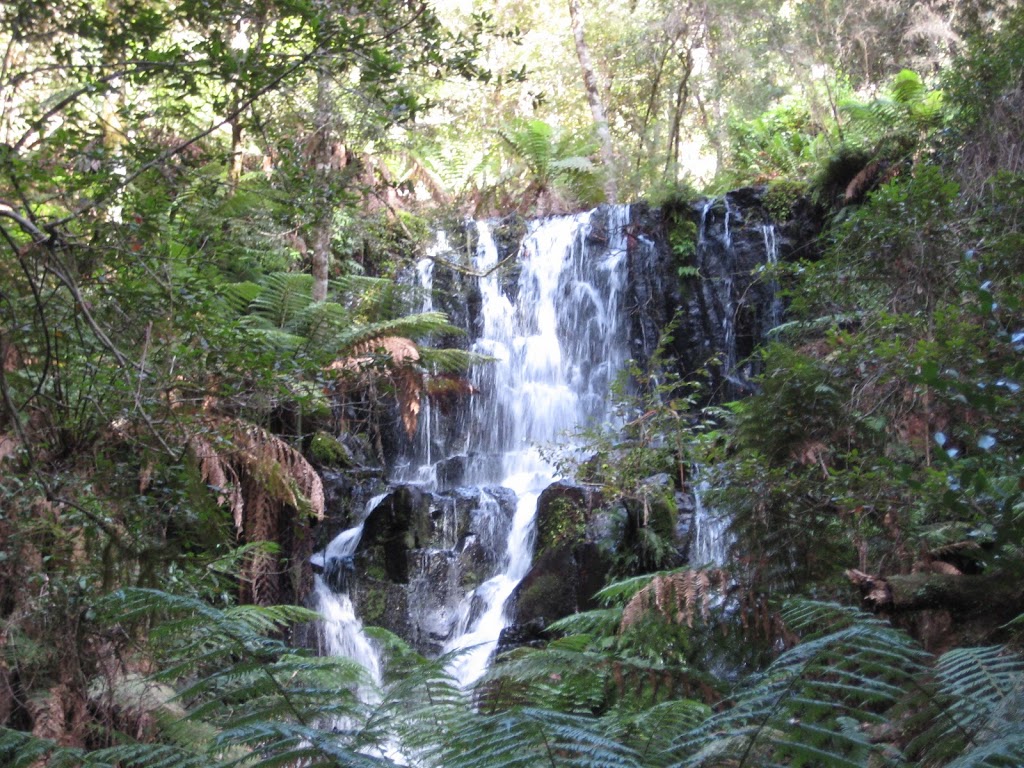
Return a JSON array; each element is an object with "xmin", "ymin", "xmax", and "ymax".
[{"xmin": 442, "ymin": 208, "xmax": 630, "ymax": 685}]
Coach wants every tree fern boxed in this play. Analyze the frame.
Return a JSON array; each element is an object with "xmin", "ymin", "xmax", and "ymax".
[
  {"xmin": 906, "ymin": 645, "xmax": 1024, "ymax": 767},
  {"xmin": 427, "ymin": 707, "xmax": 643, "ymax": 768},
  {"xmin": 247, "ymin": 272, "xmax": 317, "ymax": 330},
  {"xmin": 669, "ymin": 599, "xmax": 926, "ymax": 767},
  {"xmin": 90, "ymin": 589, "xmax": 391, "ymax": 767},
  {"xmin": 333, "ymin": 311, "xmax": 459, "ymax": 351},
  {"xmin": 332, "ymin": 274, "xmax": 418, "ymax": 324},
  {"xmin": 419, "ymin": 347, "xmax": 494, "ymax": 374}
]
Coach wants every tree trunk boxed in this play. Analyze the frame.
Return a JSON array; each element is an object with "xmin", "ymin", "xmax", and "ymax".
[
  {"xmin": 567, "ymin": 0, "xmax": 617, "ymax": 204},
  {"xmin": 310, "ymin": 65, "xmax": 332, "ymax": 303}
]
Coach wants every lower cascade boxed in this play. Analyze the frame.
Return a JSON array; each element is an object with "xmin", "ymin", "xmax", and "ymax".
[{"xmin": 312, "ymin": 193, "xmax": 789, "ymax": 692}]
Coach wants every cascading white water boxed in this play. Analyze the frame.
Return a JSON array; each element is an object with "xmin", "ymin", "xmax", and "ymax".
[
  {"xmin": 311, "ymin": 495, "xmax": 387, "ymax": 698},
  {"xmin": 313, "ymin": 208, "xmax": 632, "ymax": 690},
  {"xmin": 443, "ymin": 209, "xmax": 631, "ymax": 686},
  {"xmin": 690, "ymin": 481, "xmax": 733, "ymax": 567},
  {"xmin": 761, "ymin": 224, "xmax": 784, "ymax": 331}
]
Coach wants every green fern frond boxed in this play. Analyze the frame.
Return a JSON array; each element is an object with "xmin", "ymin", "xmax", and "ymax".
[
  {"xmin": 607, "ymin": 699, "xmax": 710, "ymax": 767},
  {"xmin": 433, "ymin": 707, "xmax": 642, "ymax": 768},
  {"xmin": 0, "ymin": 728, "xmax": 70, "ymax": 768},
  {"xmin": 336, "ymin": 311, "xmax": 458, "ymax": 350},
  {"xmin": 889, "ymin": 69, "xmax": 928, "ymax": 106},
  {"xmin": 331, "ymin": 274, "xmax": 415, "ymax": 322},
  {"xmin": 221, "ymin": 281, "xmax": 263, "ymax": 315},
  {"xmin": 907, "ymin": 645, "xmax": 1024, "ymax": 767},
  {"xmin": 947, "ymin": 736, "xmax": 1024, "ymax": 768},
  {"xmin": 593, "ymin": 571, "xmax": 664, "ymax": 605},
  {"xmin": 248, "ymin": 273, "xmax": 315, "ymax": 329},
  {"xmin": 86, "ymin": 743, "xmax": 212, "ymax": 768},
  {"xmin": 670, "ymin": 600, "xmax": 924, "ymax": 767},
  {"xmin": 550, "ymin": 156, "xmax": 596, "ymax": 173},
  {"xmin": 498, "ymin": 119, "xmax": 554, "ymax": 178},
  {"xmin": 379, "ymin": 653, "xmax": 473, "ymax": 760},
  {"xmin": 237, "ymin": 322, "xmax": 309, "ymax": 351},
  {"xmin": 547, "ymin": 607, "xmax": 624, "ymax": 636},
  {"xmin": 288, "ymin": 300, "xmax": 351, "ymax": 345},
  {"xmin": 418, "ymin": 347, "xmax": 489, "ymax": 374},
  {"xmin": 212, "ymin": 721, "xmax": 392, "ymax": 768}
]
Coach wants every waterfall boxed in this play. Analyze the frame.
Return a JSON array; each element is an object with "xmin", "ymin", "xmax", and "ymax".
[
  {"xmin": 311, "ymin": 195, "xmax": 789, "ymax": 693},
  {"xmin": 311, "ymin": 495, "xmax": 387, "ymax": 701},
  {"xmin": 690, "ymin": 481, "xmax": 733, "ymax": 567},
  {"xmin": 444, "ymin": 208, "xmax": 630, "ymax": 686},
  {"xmin": 697, "ymin": 198, "xmax": 739, "ymax": 384},
  {"xmin": 761, "ymin": 224, "xmax": 784, "ymax": 330}
]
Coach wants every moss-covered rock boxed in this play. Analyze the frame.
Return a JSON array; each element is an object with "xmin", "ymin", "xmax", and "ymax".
[
  {"xmin": 534, "ymin": 482, "xmax": 601, "ymax": 557},
  {"xmin": 308, "ymin": 431, "xmax": 353, "ymax": 468},
  {"xmin": 509, "ymin": 481, "xmax": 613, "ymax": 626}
]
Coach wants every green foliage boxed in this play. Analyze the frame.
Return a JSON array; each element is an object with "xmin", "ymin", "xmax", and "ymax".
[
  {"xmin": 810, "ymin": 69, "xmax": 946, "ymax": 207},
  {"xmin": 732, "ymin": 344, "xmax": 846, "ymax": 464},
  {"xmin": 673, "ymin": 599, "xmax": 926, "ymax": 766},
  {"xmin": 839, "ymin": 69, "xmax": 945, "ymax": 149},
  {"xmin": 763, "ymin": 178, "xmax": 809, "ymax": 220},
  {"xmin": 906, "ymin": 645, "xmax": 1024, "ymax": 766},
  {"xmin": 535, "ymin": 497, "xmax": 588, "ymax": 556},
  {"xmin": 724, "ymin": 100, "xmax": 836, "ymax": 185},
  {"xmin": 308, "ymin": 431, "xmax": 352, "ymax": 467},
  {"xmin": 668, "ymin": 219, "xmax": 698, "ymax": 270},
  {"xmin": 485, "ymin": 118, "xmax": 605, "ymax": 214}
]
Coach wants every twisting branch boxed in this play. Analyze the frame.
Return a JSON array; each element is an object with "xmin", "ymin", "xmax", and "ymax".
[{"xmin": 0, "ymin": 201, "xmax": 48, "ymax": 242}]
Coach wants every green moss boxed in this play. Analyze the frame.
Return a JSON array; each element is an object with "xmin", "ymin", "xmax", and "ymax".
[
  {"xmin": 536, "ymin": 497, "xmax": 587, "ymax": 557},
  {"xmin": 359, "ymin": 552, "xmax": 388, "ymax": 582},
  {"xmin": 519, "ymin": 572, "xmax": 568, "ymax": 617},
  {"xmin": 308, "ymin": 431, "xmax": 352, "ymax": 467},
  {"xmin": 359, "ymin": 586, "xmax": 388, "ymax": 626},
  {"xmin": 763, "ymin": 179, "xmax": 808, "ymax": 221}
]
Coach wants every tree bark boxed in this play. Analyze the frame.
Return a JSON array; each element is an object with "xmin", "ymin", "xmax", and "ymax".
[
  {"xmin": 310, "ymin": 65, "xmax": 332, "ymax": 303},
  {"xmin": 846, "ymin": 568, "xmax": 1024, "ymax": 621},
  {"xmin": 567, "ymin": 0, "xmax": 617, "ymax": 204}
]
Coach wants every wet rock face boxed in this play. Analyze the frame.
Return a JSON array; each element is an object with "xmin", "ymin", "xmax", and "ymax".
[
  {"xmin": 349, "ymin": 484, "xmax": 516, "ymax": 655},
  {"xmin": 360, "ymin": 485, "xmax": 430, "ymax": 584},
  {"xmin": 627, "ymin": 189, "xmax": 822, "ymax": 399},
  {"xmin": 509, "ymin": 482, "xmax": 613, "ymax": 626}
]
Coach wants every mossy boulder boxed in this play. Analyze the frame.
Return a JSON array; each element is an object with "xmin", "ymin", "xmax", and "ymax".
[
  {"xmin": 534, "ymin": 482, "xmax": 602, "ymax": 557},
  {"xmin": 509, "ymin": 481, "xmax": 612, "ymax": 626},
  {"xmin": 308, "ymin": 431, "xmax": 354, "ymax": 468}
]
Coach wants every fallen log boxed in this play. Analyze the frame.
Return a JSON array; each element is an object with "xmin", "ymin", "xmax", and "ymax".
[{"xmin": 846, "ymin": 568, "xmax": 1024, "ymax": 620}]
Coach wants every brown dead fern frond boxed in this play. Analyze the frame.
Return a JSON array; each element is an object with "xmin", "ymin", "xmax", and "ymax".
[
  {"xmin": 188, "ymin": 433, "xmax": 244, "ymax": 528},
  {"xmin": 329, "ymin": 336, "xmax": 424, "ymax": 438},
  {"xmin": 189, "ymin": 417, "xmax": 324, "ymax": 527},
  {"xmin": 620, "ymin": 569, "xmax": 730, "ymax": 631},
  {"xmin": 185, "ymin": 416, "xmax": 324, "ymax": 606}
]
